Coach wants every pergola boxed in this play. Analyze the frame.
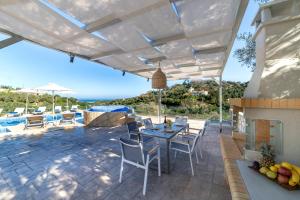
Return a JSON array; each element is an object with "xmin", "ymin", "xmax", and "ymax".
[{"xmin": 0, "ymin": 0, "xmax": 248, "ymax": 126}]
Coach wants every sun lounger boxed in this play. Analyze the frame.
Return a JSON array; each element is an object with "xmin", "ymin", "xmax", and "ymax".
[
  {"xmin": 70, "ymin": 105, "xmax": 78, "ymax": 112},
  {"xmin": 24, "ymin": 115, "xmax": 47, "ymax": 129},
  {"xmin": 60, "ymin": 113, "xmax": 76, "ymax": 124},
  {"xmin": 54, "ymin": 106, "xmax": 62, "ymax": 113},
  {"xmin": 7, "ymin": 107, "xmax": 25, "ymax": 117},
  {"xmin": 32, "ymin": 107, "xmax": 46, "ymax": 115}
]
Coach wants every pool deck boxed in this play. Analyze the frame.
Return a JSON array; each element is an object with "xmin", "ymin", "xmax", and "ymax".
[{"xmin": 0, "ymin": 118, "xmax": 231, "ymax": 200}]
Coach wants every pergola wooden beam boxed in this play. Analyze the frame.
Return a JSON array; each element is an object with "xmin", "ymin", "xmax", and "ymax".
[
  {"xmin": 194, "ymin": 46, "xmax": 227, "ymax": 55},
  {"xmin": 151, "ymin": 33, "xmax": 186, "ymax": 46},
  {"xmin": 0, "ymin": 36, "xmax": 22, "ymax": 49}
]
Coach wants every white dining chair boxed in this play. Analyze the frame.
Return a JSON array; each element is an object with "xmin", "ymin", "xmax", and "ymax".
[
  {"xmin": 143, "ymin": 118, "xmax": 153, "ymax": 129},
  {"xmin": 119, "ymin": 137, "xmax": 161, "ymax": 195},
  {"xmin": 174, "ymin": 116, "xmax": 189, "ymax": 134},
  {"xmin": 170, "ymin": 129, "xmax": 203, "ymax": 176},
  {"xmin": 126, "ymin": 121, "xmax": 154, "ymax": 144}
]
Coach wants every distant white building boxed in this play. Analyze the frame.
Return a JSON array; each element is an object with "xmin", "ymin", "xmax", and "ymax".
[{"xmin": 189, "ymin": 87, "xmax": 208, "ymax": 96}]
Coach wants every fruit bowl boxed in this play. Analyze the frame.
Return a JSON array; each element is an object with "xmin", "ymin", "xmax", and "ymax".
[{"xmin": 248, "ymin": 166, "xmax": 300, "ymax": 191}]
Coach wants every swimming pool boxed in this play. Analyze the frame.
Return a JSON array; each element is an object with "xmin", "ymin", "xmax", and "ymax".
[
  {"xmin": 88, "ymin": 105, "xmax": 132, "ymax": 113},
  {"xmin": 0, "ymin": 113, "xmax": 82, "ymax": 127}
]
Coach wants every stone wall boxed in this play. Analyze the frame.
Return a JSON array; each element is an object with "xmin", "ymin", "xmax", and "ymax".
[{"xmin": 84, "ymin": 111, "xmax": 128, "ymax": 127}]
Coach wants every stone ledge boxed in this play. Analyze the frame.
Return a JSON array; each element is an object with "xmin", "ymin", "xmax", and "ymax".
[{"xmin": 219, "ymin": 134, "xmax": 250, "ymax": 200}]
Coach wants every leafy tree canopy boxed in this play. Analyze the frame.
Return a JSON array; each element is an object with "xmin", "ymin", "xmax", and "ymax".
[{"xmin": 234, "ymin": 32, "xmax": 256, "ymax": 71}]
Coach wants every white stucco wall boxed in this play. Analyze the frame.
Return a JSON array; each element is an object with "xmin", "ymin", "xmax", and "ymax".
[
  {"xmin": 244, "ymin": 28, "xmax": 266, "ymax": 98},
  {"xmin": 245, "ymin": 108, "xmax": 300, "ymax": 166},
  {"xmin": 258, "ymin": 19, "xmax": 300, "ymax": 98},
  {"xmin": 245, "ymin": 0, "xmax": 300, "ymax": 99},
  {"xmin": 243, "ymin": 0, "xmax": 300, "ymax": 167}
]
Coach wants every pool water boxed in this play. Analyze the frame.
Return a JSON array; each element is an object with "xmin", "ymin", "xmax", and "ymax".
[
  {"xmin": 0, "ymin": 113, "xmax": 82, "ymax": 127},
  {"xmin": 88, "ymin": 105, "xmax": 132, "ymax": 113}
]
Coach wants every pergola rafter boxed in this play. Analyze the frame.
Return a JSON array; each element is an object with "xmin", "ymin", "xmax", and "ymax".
[{"xmin": 0, "ymin": 0, "xmax": 248, "ymax": 81}]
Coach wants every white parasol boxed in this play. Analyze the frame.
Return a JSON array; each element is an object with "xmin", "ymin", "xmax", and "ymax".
[
  {"xmin": 35, "ymin": 83, "xmax": 72, "ymax": 114},
  {"xmin": 17, "ymin": 88, "xmax": 41, "ymax": 114}
]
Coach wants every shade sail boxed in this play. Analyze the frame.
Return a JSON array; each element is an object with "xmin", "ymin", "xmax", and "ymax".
[{"xmin": 0, "ymin": 0, "xmax": 248, "ymax": 80}]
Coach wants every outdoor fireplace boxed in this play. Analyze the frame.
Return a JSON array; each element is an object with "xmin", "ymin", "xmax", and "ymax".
[
  {"xmin": 229, "ymin": 0, "xmax": 300, "ymax": 166},
  {"xmin": 244, "ymin": 118, "xmax": 283, "ymax": 161}
]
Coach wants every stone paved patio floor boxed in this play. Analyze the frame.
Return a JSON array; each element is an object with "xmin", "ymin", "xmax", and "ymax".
[{"xmin": 0, "ymin": 123, "xmax": 231, "ymax": 200}]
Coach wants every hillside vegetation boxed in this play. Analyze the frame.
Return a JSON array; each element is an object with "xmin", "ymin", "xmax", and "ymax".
[
  {"xmin": 0, "ymin": 81, "xmax": 246, "ymax": 120},
  {"xmin": 95, "ymin": 80, "xmax": 247, "ymax": 120},
  {"xmin": 0, "ymin": 86, "xmax": 88, "ymax": 113}
]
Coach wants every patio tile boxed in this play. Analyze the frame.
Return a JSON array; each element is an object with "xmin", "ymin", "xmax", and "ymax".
[
  {"xmin": 0, "ymin": 157, "xmax": 13, "ymax": 168},
  {"xmin": 208, "ymin": 184, "xmax": 231, "ymax": 200},
  {"xmin": 0, "ymin": 123, "xmax": 231, "ymax": 199}
]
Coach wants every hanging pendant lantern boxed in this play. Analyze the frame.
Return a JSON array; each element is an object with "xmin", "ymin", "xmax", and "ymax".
[{"xmin": 152, "ymin": 65, "xmax": 167, "ymax": 89}]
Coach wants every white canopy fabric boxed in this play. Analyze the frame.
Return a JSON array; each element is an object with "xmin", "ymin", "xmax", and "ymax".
[
  {"xmin": 35, "ymin": 83, "xmax": 72, "ymax": 114},
  {"xmin": 35, "ymin": 83, "xmax": 72, "ymax": 92},
  {"xmin": 0, "ymin": 0, "xmax": 248, "ymax": 80},
  {"xmin": 17, "ymin": 88, "xmax": 42, "ymax": 115}
]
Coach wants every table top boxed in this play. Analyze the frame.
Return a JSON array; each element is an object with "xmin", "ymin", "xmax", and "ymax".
[
  {"xmin": 237, "ymin": 160, "xmax": 300, "ymax": 200},
  {"xmin": 141, "ymin": 123, "xmax": 185, "ymax": 140}
]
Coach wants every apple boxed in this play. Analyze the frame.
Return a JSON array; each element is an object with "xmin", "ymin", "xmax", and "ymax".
[
  {"xmin": 277, "ymin": 174, "xmax": 289, "ymax": 184},
  {"xmin": 278, "ymin": 167, "xmax": 292, "ymax": 177}
]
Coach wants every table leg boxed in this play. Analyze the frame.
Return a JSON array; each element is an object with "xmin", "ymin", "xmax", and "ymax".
[{"xmin": 166, "ymin": 139, "xmax": 170, "ymax": 174}]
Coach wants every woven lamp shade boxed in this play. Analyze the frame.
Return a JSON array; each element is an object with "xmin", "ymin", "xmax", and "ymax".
[{"xmin": 152, "ymin": 68, "xmax": 167, "ymax": 89}]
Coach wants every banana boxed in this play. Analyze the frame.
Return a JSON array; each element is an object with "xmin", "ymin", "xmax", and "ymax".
[
  {"xmin": 281, "ymin": 162, "xmax": 293, "ymax": 170},
  {"xmin": 274, "ymin": 164, "xmax": 281, "ymax": 169},
  {"xmin": 289, "ymin": 179, "xmax": 297, "ymax": 187},
  {"xmin": 292, "ymin": 164, "xmax": 300, "ymax": 178},
  {"xmin": 290, "ymin": 169, "xmax": 300, "ymax": 183}
]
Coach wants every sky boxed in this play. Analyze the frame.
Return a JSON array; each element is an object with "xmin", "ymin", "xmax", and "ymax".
[{"xmin": 0, "ymin": 1, "xmax": 259, "ymax": 100}]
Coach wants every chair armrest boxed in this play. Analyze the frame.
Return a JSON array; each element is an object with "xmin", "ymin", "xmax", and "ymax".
[
  {"xmin": 147, "ymin": 145, "xmax": 160, "ymax": 155},
  {"xmin": 170, "ymin": 140, "xmax": 189, "ymax": 146},
  {"xmin": 175, "ymin": 133, "xmax": 196, "ymax": 143}
]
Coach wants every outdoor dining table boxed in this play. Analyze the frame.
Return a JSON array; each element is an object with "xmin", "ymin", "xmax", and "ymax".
[{"xmin": 140, "ymin": 123, "xmax": 186, "ymax": 174}]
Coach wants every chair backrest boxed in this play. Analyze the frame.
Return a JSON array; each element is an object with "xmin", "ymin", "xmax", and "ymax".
[
  {"xmin": 119, "ymin": 137, "xmax": 145, "ymax": 165},
  {"xmin": 0, "ymin": 108, "xmax": 3, "ymax": 114},
  {"xmin": 175, "ymin": 116, "xmax": 188, "ymax": 125},
  {"xmin": 143, "ymin": 118, "xmax": 153, "ymax": 129},
  {"xmin": 38, "ymin": 107, "xmax": 46, "ymax": 112},
  {"xmin": 191, "ymin": 134, "xmax": 200, "ymax": 152},
  {"xmin": 127, "ymin": 121, "xmax": 139, "ymax": 133},
  {"xmin": 199, "ymin": 128, "xmax": 205, "ymax": 136},
  {"xmin": 27, "ymin": 115, "xmax": 44, "ymax": 124},
  {"xmin": 62, "ymin": 113, "xmax": 75, "ymax": 120},
  {"xmin": 15, "ymin": 107, "xmax": 25, "ymax": 114},
  {"xmin": 202, "ymin": 120, "xmax": 208, "ymax": 135}
]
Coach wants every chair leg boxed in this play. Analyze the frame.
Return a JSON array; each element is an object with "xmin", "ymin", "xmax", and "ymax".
[
  {"xmin": 158, "ymin": 149, "xmax": 161, "ymax": 177},
  {"xmin": 200, "ymin": 146, "xmax": 203, "ymax": 159},
  {"xmin": 143, "ymin": 165, "xmax": 149, "ymax": 195},
  {"xmin": 195, "ymin": 149, "xmax": 199, "ymax": 164},
  {"xmin": 189, "ymin": 153, "xmax": 194, "ymax": 176},
  {"xmin": 198, "ymin": 141, "xmax": 203, "ymax": 158},
  {"xmin": 119, "ymin": 160, "xmax": 124, "ymax": 183}
]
